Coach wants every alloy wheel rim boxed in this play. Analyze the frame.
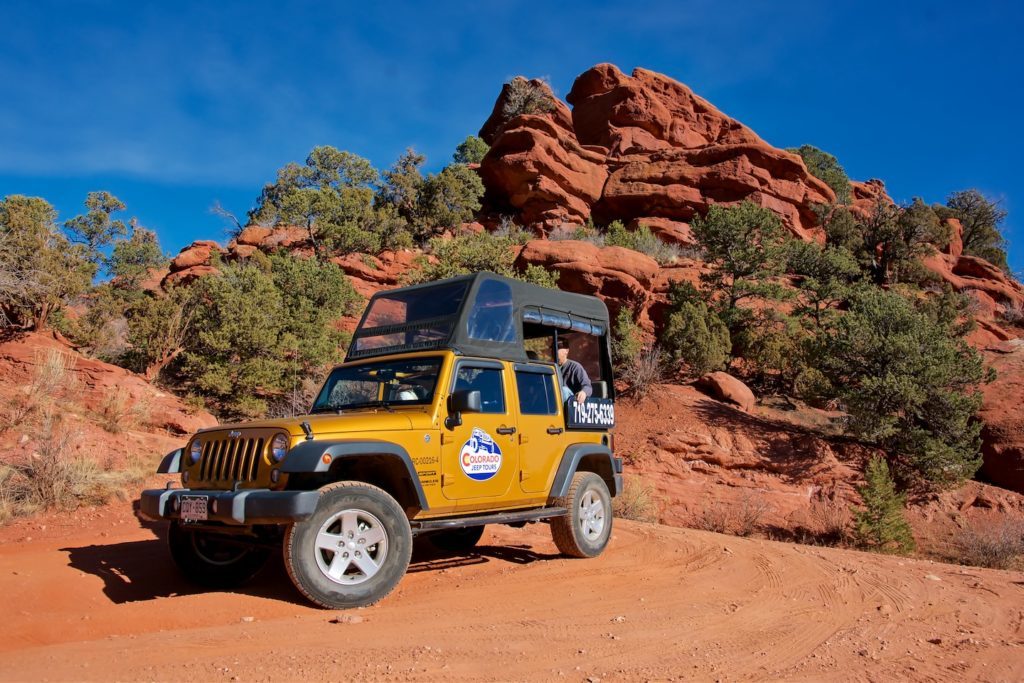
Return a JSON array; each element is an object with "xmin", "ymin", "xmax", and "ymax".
[
  {"xmin": 578, "ymin": 488, "xmax": 606, "ymax": 541},
  {"xmin": 314, "ymin": 509, "xmax": 389, "ymax": 585}
]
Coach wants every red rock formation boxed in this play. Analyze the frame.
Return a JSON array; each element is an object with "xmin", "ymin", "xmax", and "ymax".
[
  {"xmin": 978, "ymin": 342, "xmax": 1024, "ymax": 493},
  {"xmin": 478, "ymin": 116, "xmax": 608, "ymax": 227},
  {"xmin": 480, "ymin": 64, "xmax": 836, "ymax": 239},
  {"xmin": 848, "ymin": 179, "xmax": 892, "ymax": 219},
  {"xmin": 515, "ymin": 239, "xmax": 658, "ymax": 307}
]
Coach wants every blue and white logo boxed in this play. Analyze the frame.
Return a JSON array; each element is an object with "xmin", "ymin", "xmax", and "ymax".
[{"xmin": 460, "ymin": 427, "xmax": 502, "ymax": 481}]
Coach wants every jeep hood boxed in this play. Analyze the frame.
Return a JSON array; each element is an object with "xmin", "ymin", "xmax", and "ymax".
[{"xmin": 198, "ymin": 409, "xmax": 433, "ymax": 439}]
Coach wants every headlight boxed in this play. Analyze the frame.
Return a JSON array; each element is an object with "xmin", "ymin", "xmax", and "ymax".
[
  {"xmin": 189, "ymin": 440, "xmax": 202, "ymax": 464},
  {"xmin": 271, "ymin": 434, "xmax": 289, "ymax": 463}
]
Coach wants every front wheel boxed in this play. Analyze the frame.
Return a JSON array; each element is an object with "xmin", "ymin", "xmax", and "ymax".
[
  {"xmin": 284, "ymin": 481, "xmax": 412, "ymax": 609},
  {"xmin": 551, "ymin": 472, "xmax": 613, "ymax": 558},
  {"xmin": 167, "ymin": 521, "xmax": 270, "ymax": 588}
]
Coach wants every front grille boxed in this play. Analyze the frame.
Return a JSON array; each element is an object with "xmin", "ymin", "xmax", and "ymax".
[{"xmin": 199, "ymin": 436, "xmax": 265, "ymax": 483}]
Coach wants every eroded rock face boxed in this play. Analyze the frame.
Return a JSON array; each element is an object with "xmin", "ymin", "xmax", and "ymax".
[
  {"xmin": 979, "ymin": 342, "xmax": 1024, "ymax": 493},
  {"xmin": 478, "ymin": 116, "xmax": 608, "ymax": 227},
  {"xmin": 480, "ymin": 63, "xmax": 835, "ymax": 238}
]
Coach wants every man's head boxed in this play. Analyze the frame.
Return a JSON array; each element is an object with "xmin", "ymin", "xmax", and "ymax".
[{"xmin": 556, "ymin": 339, "xmax": 569, "ymax": 365}]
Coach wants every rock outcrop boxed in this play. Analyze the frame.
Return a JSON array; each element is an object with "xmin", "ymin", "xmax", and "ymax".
[
  {"xmin": 978, "ymin": 341, "xmax": 1024, "ymax": 493},
  {"xmin": 480, "ymin": 64, "xmax": 836, "ymax": 239}
]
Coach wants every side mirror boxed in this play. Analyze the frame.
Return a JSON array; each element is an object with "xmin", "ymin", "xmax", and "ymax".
[
  {"xmin": 592, "ymin": 381, "xmax": 609, "ymax": 399},
  {"xmin": 450, "ymin": 390, "xmax": 482, "ymax": 413},
  {"xmin": 446, "ymin": 390, "xmax": 481, "ymax": 429}
]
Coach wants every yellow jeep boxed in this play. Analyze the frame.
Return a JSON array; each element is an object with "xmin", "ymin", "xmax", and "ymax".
[{"xmin": 140, "ymin": 272, "xmax": 622, "ymax": 609}]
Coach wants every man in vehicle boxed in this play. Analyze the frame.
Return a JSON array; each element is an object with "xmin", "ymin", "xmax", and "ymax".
[{"xmin": 557, "ymin": 339, "xmax": 592, "ymax": 404}]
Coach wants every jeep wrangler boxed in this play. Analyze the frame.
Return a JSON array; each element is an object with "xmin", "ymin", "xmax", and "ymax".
[{"xmin": 140, "ymin": 272, "xmax": 622, "ymax": 609}]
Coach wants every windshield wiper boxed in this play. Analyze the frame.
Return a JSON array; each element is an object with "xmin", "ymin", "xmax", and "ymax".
[
  {"xmin": 343, "ymin": 400, "xmax": 395, "ymax": 413},
  {"xmin": 309, "ymin": 406, "xmax": 343, "ymax": 415}
]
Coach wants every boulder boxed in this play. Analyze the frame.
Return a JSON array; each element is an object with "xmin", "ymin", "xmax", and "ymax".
[
  {"xmin": 170, "ymin": 242, "xmax": 223, "ymax": 271},
  {"xmin": 695, "ymin": 372, "xmax": 757, "ymax": 413},
  {"xmin": 515, "ymin": 239, "xmax": 660, "ymax": 304}
]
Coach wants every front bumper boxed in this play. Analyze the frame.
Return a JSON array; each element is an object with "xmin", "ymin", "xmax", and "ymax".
[{"xmin": 139, "ymin": 488, "xmax": 319, "ymax": 525}]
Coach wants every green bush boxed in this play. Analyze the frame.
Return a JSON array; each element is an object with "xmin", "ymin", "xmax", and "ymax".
[
  {"xmin": 853, "ymin": 456, "xmax": 915, "ymax": 555},
  {"xmin": 814, "ymin": 286, "xmax": 989, "ymax": 486},
  {"xmin": 611, "ymin": 307, "xmax": 643, "ymax": 373},
  {"xmin": 415, "ymin": 163, "xmax": 485, "ymax": 240},
  {"xmin": 453, "ymin": 136, "xmax": 490, "ymax": 165},
  {"xmin": 691, "ymin": 201, "xmax": 790, "ymax": 335},
  {"xmin": 659, "ymin": 283, "xmax": 731, "ymax": 377},
  {"xmin": 941, "ymin": 189, "xmax": 1009, "ymax": 271},
  {"xmin": 0, "ymin": 195, "xmax": 95, "ymax": 330},
  {"xmin": 180, "ymin": 254, "xmax": 360, "ymax": 419},
  {"xmin": 407, "ymin": 231, "xmax": 556, "ymax": 288},
  {"xmin": 788, "ymin": 145, "xmax": 852, "ymax": 205}
]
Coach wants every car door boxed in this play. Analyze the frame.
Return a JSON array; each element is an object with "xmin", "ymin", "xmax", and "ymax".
[
  {"xmin": 441, "ymin": 360, "xmax": 519, "ymax": 505},
  {"xmin": 512, "ymin": 364, "xmax": 569, "ymax": 494}
]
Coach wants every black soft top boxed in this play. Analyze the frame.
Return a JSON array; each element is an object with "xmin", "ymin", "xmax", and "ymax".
[{"xmin": 346, "ymin": 272, "xmax": 610, "ymax": 363}]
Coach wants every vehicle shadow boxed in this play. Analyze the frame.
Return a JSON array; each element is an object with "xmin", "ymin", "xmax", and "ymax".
[
  {"xmin": 62, "ymin": 527, "xmax": 561, "ymax": 606},
  {"xmin": 407, "ymin": 540, "xmax": 560, "ymax": 574},
  {"xmin": 60, "ymin": 538, "xmax": 304, "ymax": 606}
]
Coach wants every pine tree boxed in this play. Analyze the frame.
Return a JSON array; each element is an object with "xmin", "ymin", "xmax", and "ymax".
[{"xmin": 853, "ymin": 456, "xmax": 916, "ymax": 555}]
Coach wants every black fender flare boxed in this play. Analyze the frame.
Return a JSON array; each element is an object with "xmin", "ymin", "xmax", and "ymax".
[
  {"xmin": 549, "ymin": 443, "xmax": 621, "ymax": 499},
  {"xmin": 156, "ymin": 448, "xmax": 182, "ymax": 474},
  {"xmin": 280, "ymin": 439, "xmax": 428, "ymax": 510}
]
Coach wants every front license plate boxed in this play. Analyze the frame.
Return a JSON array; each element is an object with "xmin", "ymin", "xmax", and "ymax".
[{"xmin": 180, "ymin": 495, "xmax": 208, "ymax": 522}]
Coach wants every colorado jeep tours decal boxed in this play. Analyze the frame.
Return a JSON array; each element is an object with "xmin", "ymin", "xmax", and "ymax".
[{"xmin": 460, "ymin": 427, "xmax": 502, "ymax": 481}]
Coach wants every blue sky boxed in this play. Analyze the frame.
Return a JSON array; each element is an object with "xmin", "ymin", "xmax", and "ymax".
[{"xmin": 2, "ymin": 1, "xmax": 1022, "ymax": 270}]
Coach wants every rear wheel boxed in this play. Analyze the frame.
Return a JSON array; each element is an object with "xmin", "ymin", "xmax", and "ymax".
[
  {"xmin": 284, "ymin": 481, "xmax": 412, "ymax": 609},
  {"xmin": 551, "ymin": 472, "xmax": 612, "ymax": 558},
  {"xmin": 427, "ymin": 525, "xmax": 485, "ymax": 553},
  {"xmin": 167, "ymin": 521, "xmax": 270, "ymax": 588}
]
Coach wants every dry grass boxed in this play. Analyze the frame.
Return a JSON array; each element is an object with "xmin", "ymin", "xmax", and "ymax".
[
  {"xmin": 0, "ymin": 416, "xmax": 148, "ymax": 524},
  {"xmin": 626, "ymin": 346, "xmax": 664, "ymax": 400},
  {"xmin": 954, "ymin": 520, "xmax": 1024, "ymax": 570},
  {"xmin": 808, "ymin": 499, "xmax": 851, "ymax": 545},
  {"xmin": 613, "ymin": 478, "xmax": 658, "ymax": 523},
  {"xmin": 736, "ymin": 492, "xmax": 772, "ymax": 537},
  {"xmin": 93, "ymin": 389, "xmax": 150, "ymax": 434},
  {"xmin": 1, "ymin": 349, "xmax": 77, "ymax": 432},
  {"xmin": 1002, "ymin": 301, "xmax": 1024, "ymax": 325},
  {"xmin": 693, "ymin": 504, "xmax": 731, "ymax": 534}
]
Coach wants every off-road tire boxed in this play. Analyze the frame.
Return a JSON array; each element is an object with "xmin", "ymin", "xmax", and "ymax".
[
  {"xmin": 284, "ymin": 481, "xmax": 412, "ymax": 609},
  {"xmin": 427, "ymin": 525, "xmax": 485, "ymax": 553},
  {"xmin": 551, "ymin": 472, "xmax": 613, "ymax": 558},
  {"xmin": 167, "ymin": 521, "xmax": 270, "ymax": 589}
]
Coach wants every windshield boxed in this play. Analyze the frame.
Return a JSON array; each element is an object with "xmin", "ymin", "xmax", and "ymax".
[{"xmin": 311, "ymin": 357, "xmax": 443, "ymax": 412}]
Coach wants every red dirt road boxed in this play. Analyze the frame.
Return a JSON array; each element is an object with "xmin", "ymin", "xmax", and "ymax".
[{"xmin": 1, "ymin": 503, "xmax": 1023, "ymax": 682}]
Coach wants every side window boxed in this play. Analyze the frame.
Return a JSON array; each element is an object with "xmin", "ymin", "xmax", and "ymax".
[
  {"xmin": 467, "ymin": 279, "xmax": 515, "ymax": 342},
  {"xmin": 454, "ymin": 366, "xmax": 506, "ymax": 414},
  {"xmin": 515, "ymin": 372, "xmax": 557, "ymax": 415}
]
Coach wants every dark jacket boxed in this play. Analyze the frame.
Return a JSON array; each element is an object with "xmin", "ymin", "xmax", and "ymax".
[{"xmin": 559, "ymin": 359, "xmax": 592, "ymax": 398}]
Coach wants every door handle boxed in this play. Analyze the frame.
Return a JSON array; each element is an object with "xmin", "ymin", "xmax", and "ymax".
[
  {"xmin": 496, "ymin": 425, "xmax": 516, "ymax": 435},
  {"xmin": 546, "ymin": 427, "xmax": 564, "ymax": 435}
]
